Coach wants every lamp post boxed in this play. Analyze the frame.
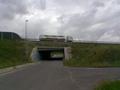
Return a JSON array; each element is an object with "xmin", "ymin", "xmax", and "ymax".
[
  {"xmin": 25, "ymin": 20, "xmax": 29, "ymax": 60},
  {"xmin": 25, "ymin": 20, "xmax": 28, "ymax": 40}
]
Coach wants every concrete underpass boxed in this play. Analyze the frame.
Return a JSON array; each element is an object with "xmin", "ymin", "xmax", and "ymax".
[{"xmin": 31, "ymin": 47, "xmax": 71, "ymax": 61}]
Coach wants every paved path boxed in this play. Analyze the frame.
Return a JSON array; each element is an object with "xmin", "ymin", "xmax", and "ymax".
[{"xmin": 0, "ymin": 61, "xmax": 120, "ymax": 90}]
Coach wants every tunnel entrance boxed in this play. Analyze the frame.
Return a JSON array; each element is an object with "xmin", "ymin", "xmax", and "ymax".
[
  {"xmin": 31, "ymin": 47, "xmax": 71, "ymax": 61},
  {"xmin": 38, "ymin": 48, "xmax": 64, "ymax": 60}
]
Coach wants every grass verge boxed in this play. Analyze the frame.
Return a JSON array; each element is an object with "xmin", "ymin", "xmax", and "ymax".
[
  {"xmin": 95, "ymin": 80, "xmax": 120, "ymax": 90},
  {"xmin": 64, "ymin": 43, "xmax": 120, "ymax": 67},
  {"xmin": 0, "ymin": 40, "xmax": 31, "ymax": 69}
]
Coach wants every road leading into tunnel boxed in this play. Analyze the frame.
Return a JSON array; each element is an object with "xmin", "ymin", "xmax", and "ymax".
[{"xmin": 0, "ymin": 61, "xmax": 120, "ymax": 90}]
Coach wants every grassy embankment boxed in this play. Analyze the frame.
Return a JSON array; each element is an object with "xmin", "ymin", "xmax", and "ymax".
[
  {"xmin": 95, "ymin": 80, "xmax": 120, "ymax": 90},
  {"xmin": 1, "ymin": 40, "xmax": 120, "ymax": 68},
  {"xmin": 64, "ymin": 42, "xmax": 120, "ymax": 67},
  {"xmin": 0, "ymin": 40, "xmax": 31, "ymax": 69}
]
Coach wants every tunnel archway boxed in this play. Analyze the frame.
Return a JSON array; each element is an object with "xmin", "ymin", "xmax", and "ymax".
[
  {"xmin": 31, "ymin": 47, "xmax": 71, "ymax": 61},
  {"xmin": 38, "ymin": 48, "xmax": 64, "ymax": 60}
]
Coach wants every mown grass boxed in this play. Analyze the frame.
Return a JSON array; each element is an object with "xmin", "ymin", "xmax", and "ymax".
[
  {"xmin": 95, "ymin": 80, "xmax": 120, "ymax": 90},
  {"xmin": 0, "ymin": 40, "xmax": 31, "ymax": 69},
  {"xmin": 64, "ymin": 42, "xmax": 120, "ymax": 67}
]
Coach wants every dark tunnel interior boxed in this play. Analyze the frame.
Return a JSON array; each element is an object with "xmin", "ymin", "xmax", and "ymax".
[{"xmin": 38, "ymin": 49, "xmax": 64, "ymax": 61}]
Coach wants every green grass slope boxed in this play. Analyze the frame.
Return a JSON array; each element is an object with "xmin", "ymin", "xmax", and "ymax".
[
  {"xmin": 64, "ymin": 43, "xmax": 120, "ymax": 67},
  {"xmin": 0, "ymin": 40, "xmax": 30, "ymax": 69},
  {"xmin": 95, "ymin": 80, "xmax": 120, "ymax": 90}
]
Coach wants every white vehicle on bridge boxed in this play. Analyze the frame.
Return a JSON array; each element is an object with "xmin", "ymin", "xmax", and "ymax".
[{"xmin": 39, "ymin": 35, "xmax": 73, "ymax": 42}]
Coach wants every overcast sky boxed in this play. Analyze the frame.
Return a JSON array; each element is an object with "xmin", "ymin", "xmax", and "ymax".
[{"xmin": 0, "ymin": 0, "xmax": 120, "ymax": 42}]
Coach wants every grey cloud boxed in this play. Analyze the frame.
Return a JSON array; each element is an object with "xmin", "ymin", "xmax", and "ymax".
[
  {"xmin": 92, "ymin": 1, "xmax": 105, "ymax": 8},
  {"xmin": 29, "ymin": 0, "xmax": 46, "ymax": 10},
  {"xmin": 57, "ymin": 0, "xmax": 120, "ymax": 41},
  {"xmin": 57, "ymin": 8, "xmax": 98, "ymax": 38},
  {"xmin": 0, "ymin": 0, "xmax": 29, "ymax": 20},
  {"xmin": 0, "ymin": 0, "xmax": 120, "ymax": 42}
]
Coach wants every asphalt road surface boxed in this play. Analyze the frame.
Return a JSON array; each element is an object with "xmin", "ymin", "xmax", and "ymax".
[{"xmin": 0, "ymin": 61, "xmax": 120, "ymax": 90}]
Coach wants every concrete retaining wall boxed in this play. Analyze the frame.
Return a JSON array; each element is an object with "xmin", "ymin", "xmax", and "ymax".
[
  {"xmin": 30, "ymin": 47, "xmax": 40, "ymax": 61},
  {"xmin": 64, "ymin": 47, "xmax": 72, "ymax": 60}
]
